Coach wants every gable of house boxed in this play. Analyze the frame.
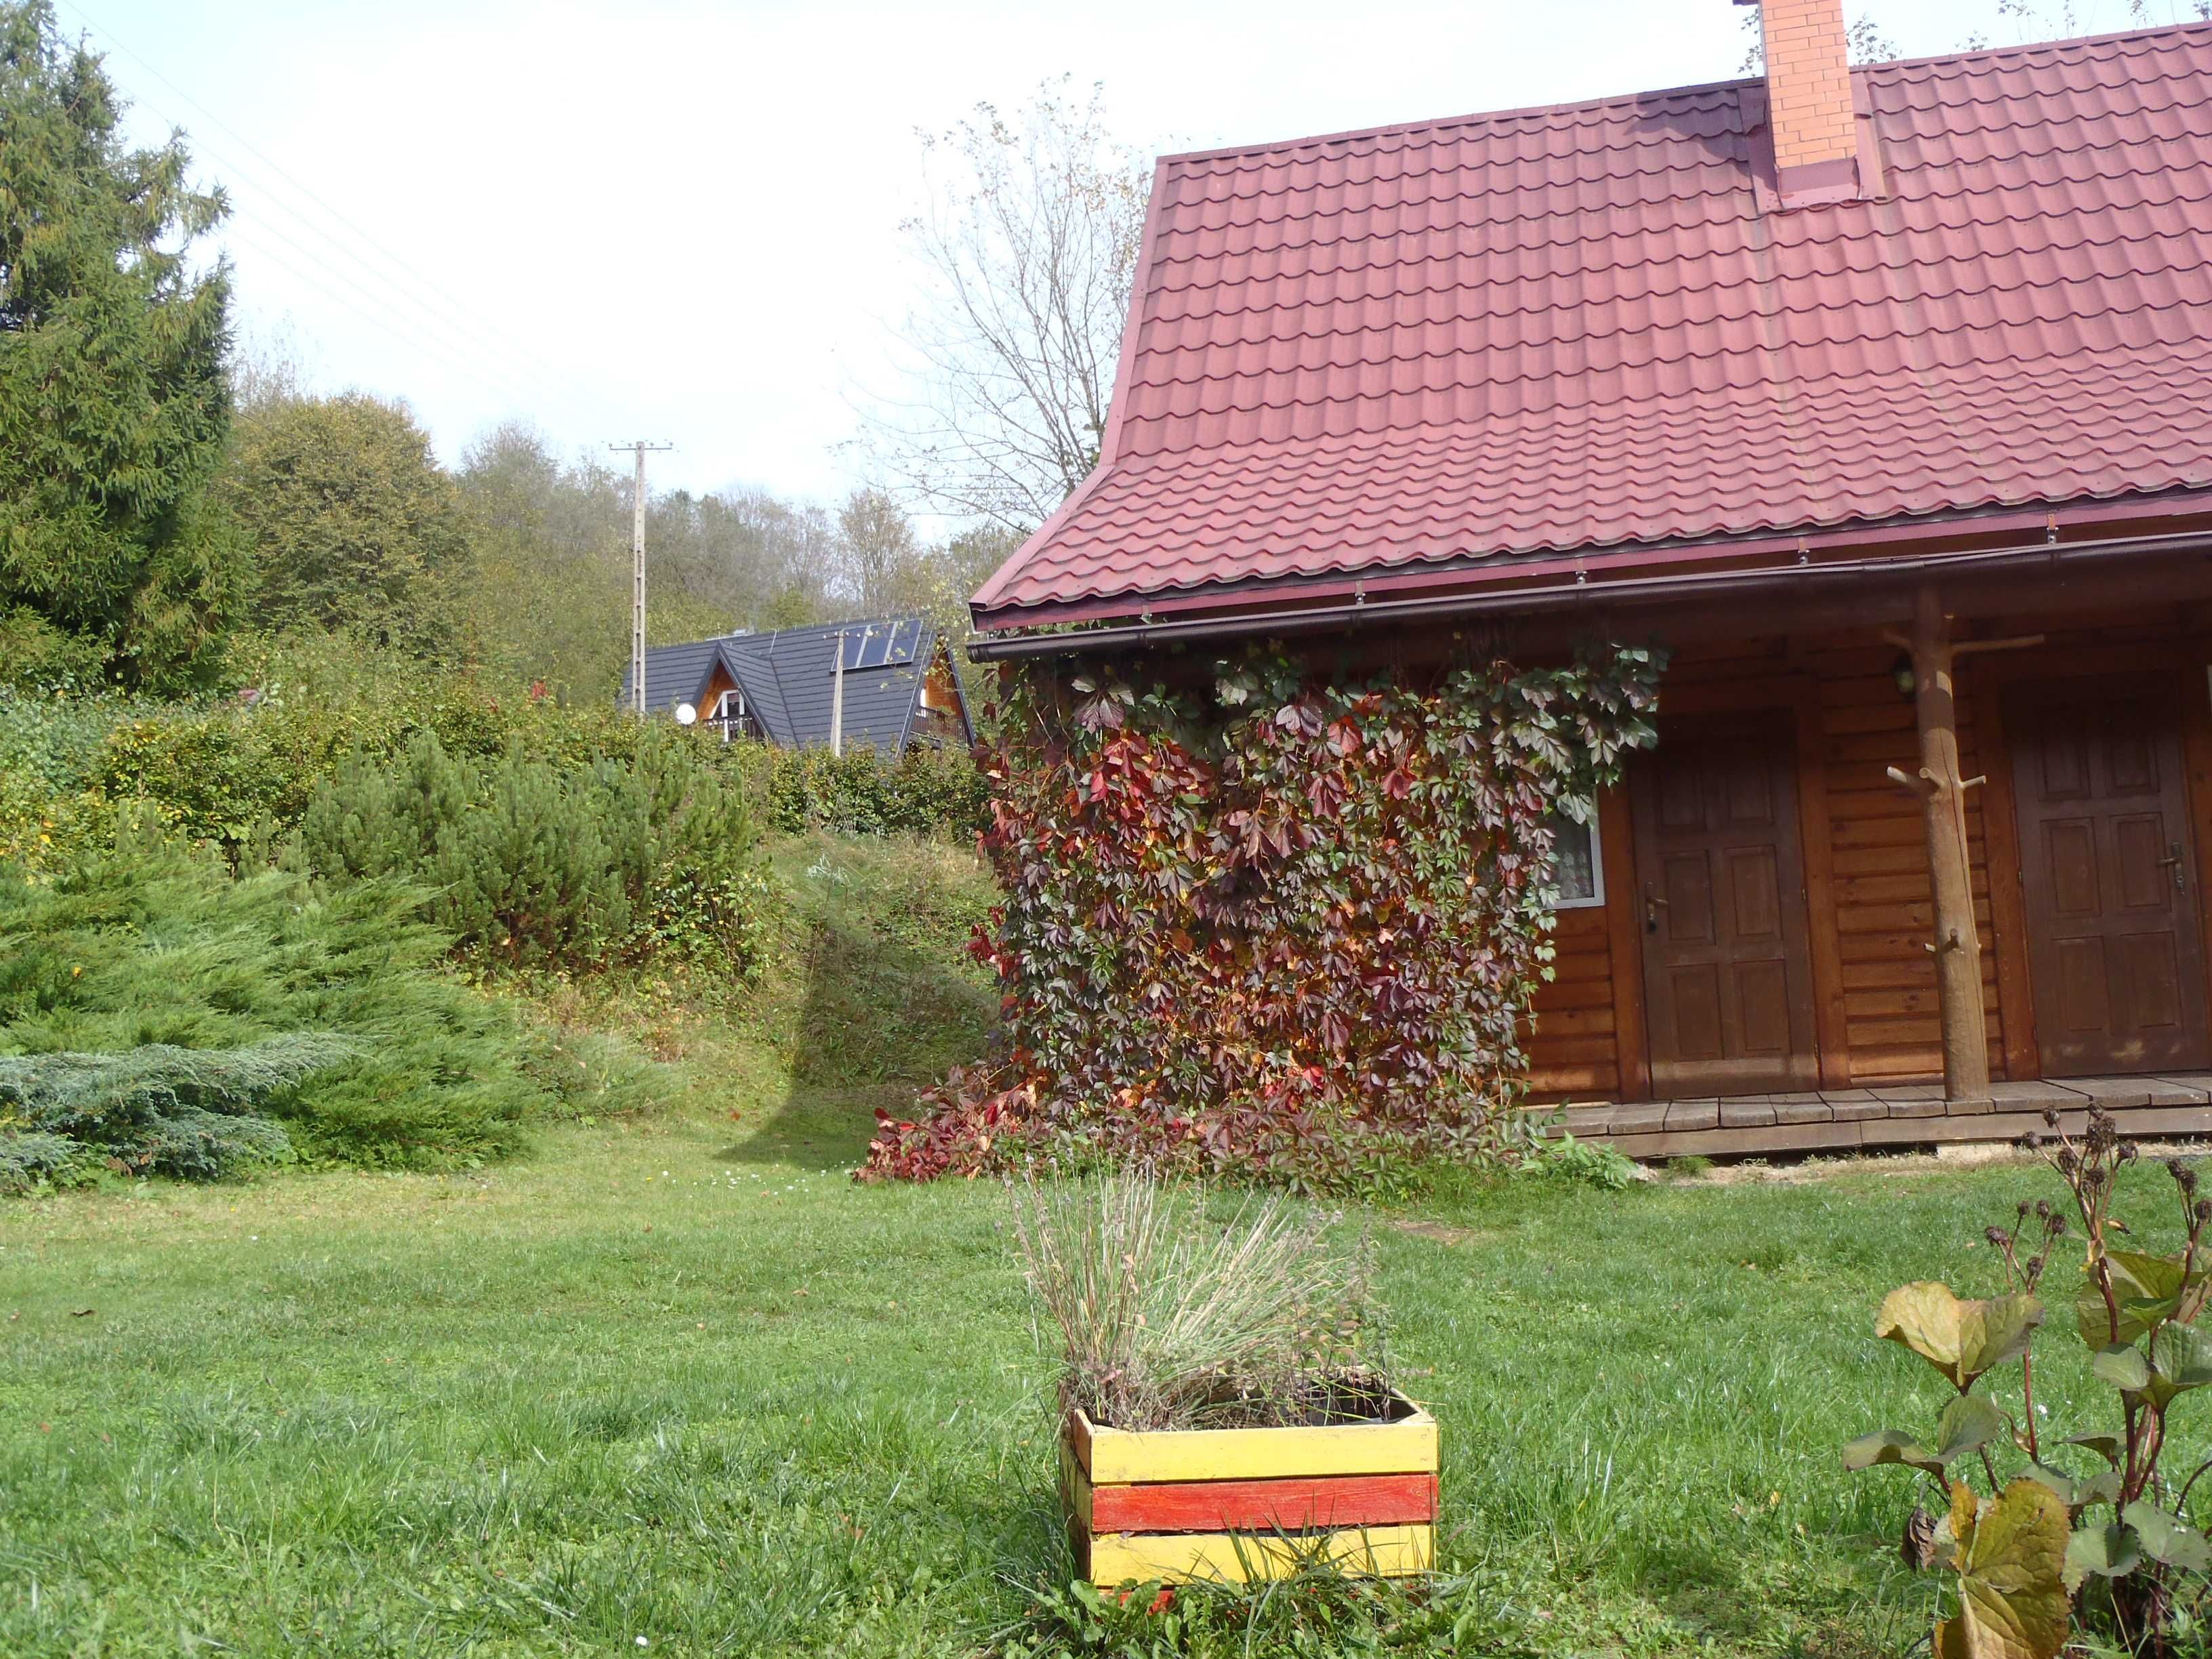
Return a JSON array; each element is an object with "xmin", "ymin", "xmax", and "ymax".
[{"xmin": 621, "ymin": 617, "xmax": 970, "ymax": 750}]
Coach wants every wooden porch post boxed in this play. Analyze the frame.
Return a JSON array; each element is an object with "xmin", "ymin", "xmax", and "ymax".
[{"xmin": 1889, "ymin": 586, "xmax": 1992, "ymax": 1104}]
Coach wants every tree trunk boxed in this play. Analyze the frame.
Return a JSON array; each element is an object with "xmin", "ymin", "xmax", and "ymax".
[{"xmin": 1901, "ymin": 585, "xmax": 1992, "ymax": 1105}]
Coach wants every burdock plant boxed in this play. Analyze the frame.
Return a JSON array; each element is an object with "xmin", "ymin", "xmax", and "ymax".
[{"xmin": 1846, "ymin": 1105, "xmax": 2212, "ymax": 1657}]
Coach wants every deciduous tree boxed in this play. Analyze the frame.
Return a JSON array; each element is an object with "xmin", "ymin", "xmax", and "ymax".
[
  {"xmin": 865, "ymin": 79, "xmax": 1149, "ymax": 531},
  {"xmin": 222, "ymin": 392, "xmax": 470, "ymax": 655}
]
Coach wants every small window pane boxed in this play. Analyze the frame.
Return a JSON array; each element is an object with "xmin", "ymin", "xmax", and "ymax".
[{"xmin": 1546, "ymin": 808, "xmax": 1602, "ymax": 907}]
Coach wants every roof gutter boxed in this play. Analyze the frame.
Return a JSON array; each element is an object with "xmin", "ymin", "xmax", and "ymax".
[{"xmin": 966, "ymin": 527, "xmax": 2212, "ymax": 662}]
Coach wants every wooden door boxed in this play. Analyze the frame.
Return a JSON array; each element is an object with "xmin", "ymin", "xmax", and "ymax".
[
  {"xmin": 1631, "ymin": 710, "xmax": 1821, "ymax": 1096},
  {"xmin": 2007, "ymin": 677, "xmax": 2212, "ymax": 1076}
]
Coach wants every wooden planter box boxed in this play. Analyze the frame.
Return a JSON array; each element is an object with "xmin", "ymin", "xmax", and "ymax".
[{"xmin": 1061, "ymin": 1391, "xmax": 1438, "ymax": 1586}]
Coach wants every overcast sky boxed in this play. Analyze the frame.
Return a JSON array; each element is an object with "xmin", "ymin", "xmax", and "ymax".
[{"xmin": 58, "ymin": 0, "xmax": 2196, "ymax": 508}]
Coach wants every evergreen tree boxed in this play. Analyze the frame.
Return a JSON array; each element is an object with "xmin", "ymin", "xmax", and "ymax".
[{"xmin": 0, "ymin": 2, "xmax": 241, "ymax": 689}]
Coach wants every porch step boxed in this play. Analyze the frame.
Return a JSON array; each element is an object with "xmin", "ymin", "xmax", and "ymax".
[{"xmin": 1547, "ymin": 1075, "xmax": 2212, "ymax": 1162}]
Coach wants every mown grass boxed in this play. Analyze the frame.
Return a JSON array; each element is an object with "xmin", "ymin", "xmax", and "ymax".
[
  {"xmin": 10, "ymin": 1105, "xmax": 2207, "ymax": 1656},
  {"xmin": 6, "ymin": 832, "xmax": 2209, "ymax": 1655}
]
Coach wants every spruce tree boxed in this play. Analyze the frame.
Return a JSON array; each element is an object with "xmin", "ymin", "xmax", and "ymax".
[{"xmin": 0, "ymin": 1, "xmax": 241, "ymax": 689}]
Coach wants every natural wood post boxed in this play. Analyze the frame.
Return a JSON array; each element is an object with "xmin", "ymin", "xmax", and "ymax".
[{"xmin": 1884, "ymin": 586, "xmax": 1991, "ymax": 1105}]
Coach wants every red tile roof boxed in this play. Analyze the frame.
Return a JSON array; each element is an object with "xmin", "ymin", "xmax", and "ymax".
[{"xmin": 973, "ymin": 24, "xmax": 2212, "ymax": 626}]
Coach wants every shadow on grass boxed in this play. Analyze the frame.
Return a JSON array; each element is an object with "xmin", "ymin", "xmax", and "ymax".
[
  {"xmin": 716, "ymin": 1086, "xmax": 900, "ymax": 1173},
  {"xmin": 720, "ymin": 836, "xmax": 1000, "ymax": 1175}
]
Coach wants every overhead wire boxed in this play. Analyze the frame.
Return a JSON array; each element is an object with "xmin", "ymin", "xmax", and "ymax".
[{"xmin": 49, "ymin": 0, "xmax": 626, "ymax": 432}]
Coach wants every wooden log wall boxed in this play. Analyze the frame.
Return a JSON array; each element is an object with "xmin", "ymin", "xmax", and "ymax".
[{"xmin": 1528, "ymin": 628, "xmax": 2010, "ymax": 1099}]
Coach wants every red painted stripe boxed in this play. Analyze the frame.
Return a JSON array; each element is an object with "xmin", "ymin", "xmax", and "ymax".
[{"xmin": 1088, "ymin": 1472, "xmax": 1437, "ymax": 1534}]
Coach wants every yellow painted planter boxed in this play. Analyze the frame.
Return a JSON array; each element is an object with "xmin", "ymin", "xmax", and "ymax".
[{"xmin": 1063, "ymin": 1391, "xmax": 1439, "ymax": 1586}]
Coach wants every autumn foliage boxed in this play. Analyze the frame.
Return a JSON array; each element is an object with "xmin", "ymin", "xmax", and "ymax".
[{"xmin": 861, "ymin": 648, "xmax": 1662, "ymax": 1189}]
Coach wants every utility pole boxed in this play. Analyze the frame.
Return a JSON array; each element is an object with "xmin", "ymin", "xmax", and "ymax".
[{"xmin": 609, "ymin": 441, "xmax": 674, "ymax": 713}]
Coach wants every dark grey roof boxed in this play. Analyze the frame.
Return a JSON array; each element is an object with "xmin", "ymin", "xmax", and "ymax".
[{"xmin": 619, "ymin": 616, "xmax": 970, "ymax": 751}]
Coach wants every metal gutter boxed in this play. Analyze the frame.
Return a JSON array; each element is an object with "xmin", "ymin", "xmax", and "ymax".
[{"xmin": 966, "ymin": 527, "xmax": 2212, "ymax": 662}]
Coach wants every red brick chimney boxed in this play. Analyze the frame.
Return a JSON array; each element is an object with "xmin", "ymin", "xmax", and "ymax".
[{"xmin": 1739, "ymin": 0, "xmax": 1867, "ymax": 205}]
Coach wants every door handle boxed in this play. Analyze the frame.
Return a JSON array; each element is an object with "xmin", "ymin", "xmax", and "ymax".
[
  {"xmin": 1644, "ymin": 886, "xmax": 1668, "ymax": 935},
  {"xmin": 2163, "ymin": 842, "xmax": 2188, "ymax": 892}
]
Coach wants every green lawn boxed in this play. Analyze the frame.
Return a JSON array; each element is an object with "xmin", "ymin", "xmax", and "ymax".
[{"xmin": 8, "ymin": 1083, "xmax": 2204, "ymax": 1656}]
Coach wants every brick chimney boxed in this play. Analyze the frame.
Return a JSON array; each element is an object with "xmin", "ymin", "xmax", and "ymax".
[{"xmin": 1738, "ymin": 0, "xmax": 1867, "ymax": 205}]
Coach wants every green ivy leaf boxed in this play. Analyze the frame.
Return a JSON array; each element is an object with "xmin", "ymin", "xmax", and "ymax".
[{"xmin": 1877, "ymin": 1283, "xmax": 2044, "ymax": 1391}]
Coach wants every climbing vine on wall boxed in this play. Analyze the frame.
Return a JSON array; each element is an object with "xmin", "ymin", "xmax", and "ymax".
[{"xmin": 861, "ymin": 644, "xmax": 1664, "ymax": 1191}]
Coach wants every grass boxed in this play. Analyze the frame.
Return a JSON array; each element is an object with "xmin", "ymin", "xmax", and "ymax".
[
  {"xmin": 10, "ymin": 1106, "xmax": 2208, "ymax": 1654},
  {"xmin": 6, "ymin": 833, "xmax": 2211, "ymax": 1654}
]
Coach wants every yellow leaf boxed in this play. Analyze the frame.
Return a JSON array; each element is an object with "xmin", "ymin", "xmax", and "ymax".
[{"xmin": 1877, "ymin": 1282, "xmax": 2043, "ymax": 1390}]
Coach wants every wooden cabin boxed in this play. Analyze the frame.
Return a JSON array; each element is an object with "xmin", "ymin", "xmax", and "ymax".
[{"xmin": 964, "ymin": 7, "xmax": 2212, "ymax": 1155}]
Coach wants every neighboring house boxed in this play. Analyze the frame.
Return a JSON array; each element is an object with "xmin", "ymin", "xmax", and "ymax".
[
  {"xmin": 969, "ymin": 3, "xmax": 2212, "ymax": 1155},
  {"xmin": 620, "ymin": 617, "xmax": 972, "ymax": 753}
]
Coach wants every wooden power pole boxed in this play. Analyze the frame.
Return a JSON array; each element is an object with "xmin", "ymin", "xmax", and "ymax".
[
  {"xmin": 609, "ymin": 441, "xmax": 674, "ymax": 713},
  {"xmin": 1882, "ymin": 586, "xmax": 2041, "ymax": 1105}
]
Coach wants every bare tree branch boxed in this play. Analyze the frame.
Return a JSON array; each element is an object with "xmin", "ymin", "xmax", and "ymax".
[{"xmin": 859, "ymin": 79, "xmax": 1150, "ymax": 532}]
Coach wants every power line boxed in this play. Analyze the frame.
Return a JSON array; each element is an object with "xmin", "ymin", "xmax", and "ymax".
[
  {"xmin": 49, "ymin": 0, "xmax": 622, "ymax": 427},
  {"xmin": 57, "ymin": 0, "xmax": 597, "ymax": 407},
  {"xmin": 216, "ymin": 218, "xmax": 563, "ymax": 418}
]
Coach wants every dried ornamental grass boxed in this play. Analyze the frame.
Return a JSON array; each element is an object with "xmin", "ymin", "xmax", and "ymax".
[{"xmin": 1010, "ymin": 1172, "xmax": 1390, "ymax": 1431}]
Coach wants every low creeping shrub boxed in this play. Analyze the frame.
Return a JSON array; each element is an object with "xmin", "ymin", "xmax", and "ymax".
[
  {"xmin": 759, "ymin": 739, "xmax": 989, "ymax": 838},
  {"xmin": 1846, "ymin": 1105, "xmax": 2212, "ymax": 1656},
  {"xmin": 0, "ymin": 847, "xmax": 614, "ymax": 1174},
  {"xmin": 0, "ymin": 1036, "xmax": 350, "ymax": 1182}
]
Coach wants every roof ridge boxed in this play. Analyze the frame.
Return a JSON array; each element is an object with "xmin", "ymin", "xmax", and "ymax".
[{"xmin": 1156, "ymin": 18, "xmax": 2212, "ymax": 170}]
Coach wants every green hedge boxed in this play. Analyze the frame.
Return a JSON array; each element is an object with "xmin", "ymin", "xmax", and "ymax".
[
  {"xmin": 1, "ymin": 637, "xmax": 989, "ymax": 878},
  {"xmin": 757, "ymin": 741, "xmax": 989, "ymax": 838},
  {"xmin": 283, "ymin": 729, "xmax": 770, "ymax": 977}
]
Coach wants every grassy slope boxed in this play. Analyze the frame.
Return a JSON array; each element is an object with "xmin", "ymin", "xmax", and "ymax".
[{"xmin": 4, "ymin": 836, "xmax": 2205, "ymax": 1655}]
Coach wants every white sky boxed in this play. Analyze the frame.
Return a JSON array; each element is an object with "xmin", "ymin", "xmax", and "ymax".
[{"xmin": 56, "ymin": 0, "xmax": 2198, "ymax": 505}]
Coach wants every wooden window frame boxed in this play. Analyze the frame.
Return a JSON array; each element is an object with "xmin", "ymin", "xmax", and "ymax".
[{"xmin": 1547, "ymin": 808, "xmax": 1606, "ymax": 910}]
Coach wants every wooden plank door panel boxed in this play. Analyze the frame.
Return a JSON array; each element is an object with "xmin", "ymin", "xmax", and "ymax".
[
  {"xmin": 1632, "ymin": 710, "xmax": 1822, "ymax": 1096},
  {"xmin": 2008, "ymin": 676, "xmax": 2212, "ymax": 1076}
]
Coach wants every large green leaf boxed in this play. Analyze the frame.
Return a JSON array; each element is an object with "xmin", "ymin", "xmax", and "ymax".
[
  {"xmin": 1843, "ymin": 1400, "xmax": 2007, "ymax": 1477},
  {"xmin": 2062, "ymin": 1430, "xmax": 2123, "ymax": 1467},
  {"xmin": 2074, "ymin": 1251, "xmax": 2200, "ymax": 1349},
  {"xmin": 2092, "ymin": 1343, "xmax": 2151, "ymax": 1393},
  {"xmin": 1935, "ymin": 1479, "xmax": 2070, "ymax": 1659},
  {"xmin": 2062, "ymin": 1521, "xmax": 2142, "ymax": 1593},
  {"xmin": 2121, "ymin": 1501, "xmax": 2212, "ymax": 1572},
  {"xmin": 2146, "ymin": 1322, "xmax": 2212, "ymax": 1408},
  {"xmin": 1844, "ymin": 1429, "xmax": 1943, "ymax": 1477},
  {"xmin": 1878, "ymin": 1283, "xmax": 2044, "ymax": 1391},
  {"xmin": 1938, "ymin": 1397, "xmax": 2008, "ymax": 1462},
  {"xmin": 2024, "ymin": 1463, "xmax": 2119, "ymax": 1511}
]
